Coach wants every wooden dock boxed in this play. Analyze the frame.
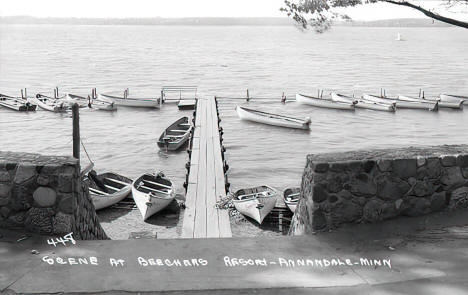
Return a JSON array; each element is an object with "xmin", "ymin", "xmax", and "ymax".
[{"xmin": 182, "ymin": 97, "xmax": 232, "ymax": 238}]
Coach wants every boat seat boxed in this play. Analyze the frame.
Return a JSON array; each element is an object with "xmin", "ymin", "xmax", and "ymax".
[
  {"xmin": 105, "ymin": 184, "xmax": 120, "ymax": 191},
  {"xmin": 105, "ymin": 178, "xmax": 131, "ymax": 186},
  {"xmin": 89, "ymin": 187, "xmax": 109, "ymax": 195},
  {"xmin": 179, "ymin": 123, "xmax": 191, "ymax": 126},
  {"xmin": 171, "ymin": 129, "xmax": 188, "ymax": 132},
  {"xmin": 139, "ymin": 185, "xmax": 170, "ymax": 195},
  {"xmin": 164, "ymin": 135, "xmax": 185, "ymax": 138},
  {"xmin": 143, "ymin": 179, "xmax": 172, "ymax": 189}
]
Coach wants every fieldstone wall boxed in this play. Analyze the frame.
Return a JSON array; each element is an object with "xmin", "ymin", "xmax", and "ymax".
[
  {"xmin": 0, "ymin": 151, "xmax": 108, "ymax": 239},
  {"xmin": 290, "ymin": 145, "xmax": 468, "ymax": 234}
]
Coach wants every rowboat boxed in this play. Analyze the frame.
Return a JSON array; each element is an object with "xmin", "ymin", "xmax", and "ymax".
[
  {"xmin": 331, "ymin": 93, "xmax": 395, "ymax": 112},
  {"xmin": 363, "ymin": 94, "xmax": 438, "ymax": 111},
  {"xmin": 63, "ymin": 93, "xmax": 89, "ymax": 108},
  {"xmin": 296, "ymin": 93, "xmax": 355, "ymax": 111},
  {"xmin": 440, "ymin": 94, "xmax": 467, "ymax": 104},
  {"xmin": 236, "ymin": 106, "xmax": 311, "ymax": 130},
  {"xmin": 232, "ymin": 185, "xmax": 278, "ymax": 224},
  {"xmin": 283, "ymin": 187, "xmax": 300, "ymax": 213},
  {"xmin": 0, "ymin": 94, "xmax": 37, "ymax": 112},
  {"xmin": 99, "ymin": 89, "xmax": 160, "ymax": 108},
  {"xmin": 85, "ymin": 88, "xmax": 117, "ymax": 111},
  {"xmin": 157, "ymin": 117, "xmax": 193, "ymax": 151},
  {"xmin": 28, "ymin": 94, "xmax": 68, "ymax": 112},
  {"xmin": 422, "ymin": 96, "xmax": 463, "ymax": 110},
  {"xmin": 86, "ymin": 171, "xmax": 132, "ymax": 210},
  {"xmin": 132, "ymin": 172, "xmax": 176, "ymax": 220}
]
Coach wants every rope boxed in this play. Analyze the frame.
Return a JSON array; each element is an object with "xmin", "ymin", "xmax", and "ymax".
[{"xmin": 80, "ymin": 139, "xmax": 94, "ymax": 164}]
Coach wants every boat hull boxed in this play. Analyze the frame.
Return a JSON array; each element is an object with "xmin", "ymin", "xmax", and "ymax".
[
  {"xmin": 236, "ymin": 106, "xmax": 311, "ymax": 130},
  {"xmin": 87, "ymin": 172, "xmax": 132, "ymax": 210},
  {"xmin": 331, "ymin": 93, "xmax": 394, "ymax": 112},
  {"xmin": 283, "ymin": 187, "xmax": 300, "ymax": 213},
  {"xmin": 296, "ymin": 94, "xmax": 355, "ymax": 110},
  {"xmin": 28, "ymin": 95, "xmax": 68, "ymax": 112},
  {"xmin": 157, "ymin": 117, "xmax": 192, "ymax": 151},
  {"xmin": 233, "ymin": 185, "xmax": 278, "ymax": 224},
  {"xmin": 132, "ymin": 173, "xmax": 175, "ymax": 220},
  {"xmin": 99, "ymin": 94, "xmax": 160, "ymax": 108},
  {"xmin": 0, "ymin": 96, "xmax": 37, "ymax": 112},
  {"xmin": 364, "ymin": 94, "xmax": 438, "ymax": 111}
]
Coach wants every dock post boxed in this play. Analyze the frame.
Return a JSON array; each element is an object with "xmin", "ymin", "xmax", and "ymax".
[
  {"xmin": 72, "ymin": 103, "xmax": 80, "ymax": 162},
  {"xmin": 246, "ymin": 89, "xmax": 250, "ymax": 102}
]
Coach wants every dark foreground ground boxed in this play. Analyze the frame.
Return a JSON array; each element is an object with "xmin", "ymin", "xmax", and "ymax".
[{"xmin": 1, "ymin": 209, "xmax": 467, "ymax": 294}]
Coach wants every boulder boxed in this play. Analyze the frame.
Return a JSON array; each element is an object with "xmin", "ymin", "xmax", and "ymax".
[
  {"xmin": 312, "ymin": 209, "xmax": 328, "ymax": 231},
  {"xmin": 24, "ymin": 207, "xmax": 54, "ymax": 234},
  {"xmin": 404, "ymin": 197, "xmax": 431, "ymax": 217},
  {"xmin": 58, "ymin": 174, "xmax": 73, "ymax": 193},
  {"xmin": 377, "ymin": 159, "xmax": 392, "ymax": 172},
  {"xmin": 457, "ymin": 155, "xmax": 468, "ymax": 168},
  {"xmin": 440, "ymin": 155, "xmax": 457, "ymax": 167},
  {"xmin": 441, "ymin": 167, "xmax": 464, "ymax": 188},
  {"xmin": 392, "ymin": 159, "xmax": 417, "ymax": 178},
  {"xmin": 330, "ymin": 201, "xmax": 362, "ymax": 224},
  {"xmin": 0, "ymin": 171, "xmax": 10, "ymax": 182},
  {"xmin": 312, "ymin": 184, "xmax": 328, "ymax": 203},
  {"xmin": 14, "ymin": 164, "xmax": 37, "ymax": 184},
  {"xmin": 53, "ymin": 212, "xmax": 73, "ymax": 234},
  {"xmin": 37, "ymin": 175, "xmax": 50, "ymax": 186},
  {"xmin": 376, "ymin": 174, "xmax": 410, "ymax": 201},
  {"xmin": 430, "ymin": 192, "xmax": 446, "ymax": 211},
  {"xmin": 417, "ymin": 158, "xmax": 442, "ymax": 180},
  {"xmin": 58, "ymin": 195, "xmax": 75, "ymax": 214},
  {"xmin": 363, "ymin": 199, "xmax": 384, "ymax": 222},
  {"xmin": 448, "ymin": 187, "xmax": 468, "ymax": 210},
  {"xmin": 412, "ymin": 181, "xmax": 435, "ymax": 197},
  {"xmin": 314, "ymin": 163, "xmax": 329, "ymax": 173},
  {"xmin": 416, "ymin": 157, "xmax": 426, "ymax": 167},
  {"xmin": 347, "ymin": 174, "xmax": 377, "ymax": 197},
  {"xmin": 33, "ymin": 187, "xmax": 57, "ymax": 207}
]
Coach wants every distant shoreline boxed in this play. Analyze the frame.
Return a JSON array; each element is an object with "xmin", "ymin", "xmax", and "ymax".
[{"xmin": 0, "ymin": 16, "xmax": 451, "ymax": 27}]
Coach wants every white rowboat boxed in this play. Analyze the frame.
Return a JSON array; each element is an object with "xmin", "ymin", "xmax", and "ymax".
[
  {"xmin": 236, "ymin": 106, "xmax": 311, "ymax": 130},
  {"xmin": 86, "ymin": 172, "xmax": 132, "ymax": 210},
  {"xmin": 132, "ymin": 172, "xmax": 176, "ymax": 221},
  {"xmin": 0, "ymin": 95, "xmax": 37, "ymax": 112},
  {"xmin": 28, "ymin": 94, "xmax": 68, "ymax": 113},
  {"xmin": 157, "ymin": 117, "xmax": 192, "ymax": 151},
  {"xmin": 232, "ymin": 185, "xmax": 278, "ymax": 224},
  {"xmin": 331, "ymin": 93, "xmax": 395, "ymax": 112},
  {"xmin": 422, "ymin": 96, "xmax": 463, "ymax": 110},
  {"xmin": 296, "ymin": 93, "xmax": 355, "ymax": 110},
  {"xmin": 99, "ymin": 93, "xmax": 160, "ymax": 108},
  {"xmin": 363, "ymin": 94, "xmax": 438, "ymax": 111},
  {"xmin": 283, "ymin": 187, "xmax": 300, "ymax": 213},
  {"xmin": 440, "ymin": 94, "xmax": 467, "ymax": 103}
]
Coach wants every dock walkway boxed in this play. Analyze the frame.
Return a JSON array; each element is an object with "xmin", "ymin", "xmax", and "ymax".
[{"xmin": 182, "ymin": 97, "xmax": 232, "ymax": 238}]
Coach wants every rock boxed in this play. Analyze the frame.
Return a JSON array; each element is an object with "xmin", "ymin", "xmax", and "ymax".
[
  {"xmin": 377, "ymin": 159, "xmax": 392, "ymax": 172},
  {"xmin": 395, "ymin": 199, "xmax": 403, "ymax": 210},
  {"xmin": 392, "ymin": 159, "xmax": 417, "ymax": 179},
  {"xmin": 430, "ymin": 192, "xmax": 446, "ymax": 211},
  {"xmin": 0, "ymin": 183, "xmax": 10, "ymax": 198},
  {"xmin": 24, "ymin": 208, "xmax": 54, "ymax": 234},
  {"xmin": 8, "ymin": 212, "xmax": 26, "ymax": 226},
  {"xmin": 440, "ymin": 167, "xmax": 464, "ymax": 188},
  {"xmin": 440, "ymin": 155, "xmax": 457, "ymax": 167},
  {"xmin": 326, "ymin": 174, "xmax": 347, "ymax": 193},
  {"xmin": 0, "ymin": 171, "xmax": 10, "ymax": 182},
  {"xmin": 53, "ymin": 212, "xmax": 73, "ymax": 234},
  {"xmin": 352, "ymin": 196, "xmax": 367, "ymax": 206},
  {"xmin": 330, "ymin": 201, "xmax": 362, "ymax": 224},
  {"xmin": 416, "ymin": 157, "xmax": 426, "ymax": 167},
  {"xmin": 457, "ymin": 155, "xmax": 468, "ymax": 168},
  {"xmin": 58, "ymin": 195, "xmax": 75, "ymax": 214},
  {"xmin": 329, "ymin": 163, "xmax": 346, "ymax": 173},
  {"xmin": 337, "ymin": 190, "xmax": 353, "ymax": 200},
  {"xmin": 448, "ymin": 187, "xmax": 468, "ymax": 210},
  {"xmin": 376, "ymin": 175, "xmax": 410, "ymax": 201},
  {"xmin": 463, "ymin": 167, "xmax": 468, "ymax": 179},
  {"xmin": 312, "ymin": 184, "xmax": 328, "ymax": 203},
  {"xmin": 328, "ymin": 194, "xmax": 339, "ymax": 203},
  {"xmin": 363, "ymin": 199, "xmax": 384, "ymax": 222},
  {"xmin": 37, "ymin": 175, "xmax": 50, "ymax": 186},
  {"xmin": 381, "ymin": 201, "xmax": 398, "ymax": 220},
  {"xmin": 10, "ymin": 184, "xmax": 33, "ymax": 211},
  {"xmin": 312, "ymin": 209, "xmax": 327, "ymax": 231},
  {"xmin": 348, "ymin": 175, "xmax": 377, "ymax": 197},
  {"xmin": 33, "ymin": 187, "xmax": 57, "ymax": 207},
  {"xmin": 404, "ymin": 197, "xmax": 431, "ymax": 217},
  {"xmin": 0, "ymin": 206, "xmax": 10, "ymax": 218},
  {"xmin": 314, "ymin": 163, "xmax": 329, "ymax": 173},
  {"xmin": 347, "ymin": 161, "xmax": 362, "ymax": 173},
  {"xmin": 362, "ymin": 161, "xmax": 375, "ymax": 173},
  {"xmin": 14, "ymin": 164, "xmax": 37, "ymax": 184},
  {"xmin": 58, "ymin": 174, "xmax": 73, "ymax": 193},
  {"xmin": 412, "ymin": 181, "xmax": 435, "ymax": 197},
  {"xmin": 417, "ymin": 158, "xmax": 442, "ymax": 180}
]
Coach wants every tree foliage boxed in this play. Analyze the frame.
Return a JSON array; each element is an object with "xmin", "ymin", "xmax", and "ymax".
[{"xmin": 280, "ymin": 0, "xmax": 468, "ymax": 32}]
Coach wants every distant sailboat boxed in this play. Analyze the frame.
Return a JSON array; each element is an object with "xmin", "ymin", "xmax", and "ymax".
[{"xmin": 396, "ymin": 32, "xmax": 405, "ymax": 41}]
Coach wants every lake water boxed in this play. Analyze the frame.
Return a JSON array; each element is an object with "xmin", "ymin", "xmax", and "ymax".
[{"xmin": 1, "ymin": 24, "xmax": 467, "ymax": 195}]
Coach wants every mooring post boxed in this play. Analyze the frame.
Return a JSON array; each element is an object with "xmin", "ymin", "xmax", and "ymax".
[
  {"xmin": 72, "ymin": 103, "xmax": 80, "ymax": 162},
  {"xmin": 246, "ymin": 89, "xmax": 250, "ymax": 102}
]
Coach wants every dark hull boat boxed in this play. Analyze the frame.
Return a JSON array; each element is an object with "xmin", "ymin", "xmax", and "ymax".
[{"xmin": 157, "ymin": 117, "xmax": 192, "ymax": 151}]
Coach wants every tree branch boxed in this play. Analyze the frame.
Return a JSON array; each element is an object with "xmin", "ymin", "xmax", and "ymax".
[{"xmin": 383, "ymin": 0, "xmax": 468, "ymax": 28}]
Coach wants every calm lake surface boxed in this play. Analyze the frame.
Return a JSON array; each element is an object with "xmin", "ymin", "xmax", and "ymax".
[{"xmin": 1, "ymin": 24, "xmax": 467, "ymax": 194}]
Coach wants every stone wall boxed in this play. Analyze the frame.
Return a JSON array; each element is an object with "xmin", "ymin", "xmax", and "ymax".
[
  {"xmin": 290, "ymin": 145, "xmax": 468, "ymax": 234},
  {"xmin": 0, "ymin": 151, "xmax": 108, "ymax": 239}
]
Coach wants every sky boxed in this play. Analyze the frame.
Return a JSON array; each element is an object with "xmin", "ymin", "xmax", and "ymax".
[{"xmin": 0, "ymin": 0, "xmax": 467, "ymax": 21}]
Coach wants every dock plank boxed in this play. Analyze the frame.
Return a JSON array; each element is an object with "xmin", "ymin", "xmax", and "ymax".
[{"xmin": 206, "ymin": 99, "xmax": 220, "ymax": 238}]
